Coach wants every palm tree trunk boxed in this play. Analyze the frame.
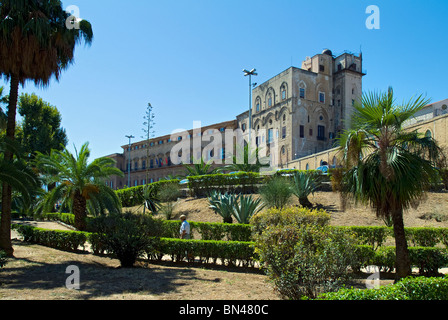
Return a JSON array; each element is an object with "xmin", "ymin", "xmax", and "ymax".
[
  {"xmin": 73, "ymin": 192, "xmax": 87, "ymax": 231},
  {"xmin": 0, "ymin": 74, "xmax": 20, "ymax": 257},
  {"xmin": 392, "ymin": 208, "xmax": 412, "ymax": 281},
  {"xmin": 299, "ymin": 196, "xmax": 313, "ymax": 208}
]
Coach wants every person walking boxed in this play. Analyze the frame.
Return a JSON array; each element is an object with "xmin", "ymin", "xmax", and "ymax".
[{"xmin": 179, "ymin": 215, "xmax": 190, "ymax": 239}]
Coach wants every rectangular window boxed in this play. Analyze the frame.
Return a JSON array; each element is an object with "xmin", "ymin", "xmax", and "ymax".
[
  {"xmin": 134, "ymin": 180, "xmax": 138, "ymax": 187},
  {"xmin": 142, "ymin": 160, "xmax": 146, "ymax": 169},
  {"xmin": 256, "ymin": 103, "xmax": 260, "ymax": 112},
  {"xmin": 150, "ymin": 159, "xmax": 154, "ymax": 168},
  {"xmin": 282, "ymin": 126, "xmax": 286, "ymax": 139},
  {"xmin": 309, "ymin": 128, "xmax": 313, "ymax": 137},
  {"xmin": 300, "ymin": 125, "xmax": 304, "ymax": 138},
  {"xmin": 282, "ymin": 90, "xmax": 286, "ymax": 100},
  {"xmin": 317, "ymin": 125, "xmax": 325, "ymax": 140},
  {"xmin": 268, "ymin": 97, "xmax": 272, "ymax": 107},
  {"xmin": 268, "ymin": 129, "xmax": 273, "ymax": 143},
  {"xmin": 319, "ymin": 92, "xmax": 325, "ymax": 103},
  {"xmin": 319, "ymin": 65, "xmax": 325, "ymax": 72},
  {"xmin": 134, "ymin": 162, "xmax": 138, "ymax": 170},
  {"xmin": 299, "ymin": 88, "xmax": 305, "ymax": 99}
]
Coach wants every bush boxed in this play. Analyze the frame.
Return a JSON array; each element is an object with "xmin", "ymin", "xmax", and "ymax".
[
  {"xmin": 250, "ymin": 206, "xmax": 331, "ymax": 236},
  {"xmin": 252, "ymin": 209, "xmax": 357, "ymax": 299},
  {"xmin": 335, "ymin": 226, "xmax": 391, "ymax": 250},
  {"xmin": 89, "ymin": 212, "xmax": 163, "ymax": 267},
  {"xmin": 116, "ymin": 179, "xmax": 180, "ymax": 207},
  {"xmin": 318, "ymin": 276, "xmax": 448, "ymax": 300},
  {"xmin": 150, "ymin": 238, "xmax": 257, "ymax": 267},
  {"xmin": 258, "ymin": 176, "xmax": 293, "ymax": 210},
  {"xmin": 188, "ymin": 172, "xmax": 262, "ymax": 197},
  {"xmin": 13, "ymin": 224, "xmax": 87, "ymax": 252}
]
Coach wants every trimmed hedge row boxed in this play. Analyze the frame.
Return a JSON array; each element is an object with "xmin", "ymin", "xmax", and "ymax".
[
  {"xmin": 318, "ymin": 276, "xmax": 448, "ymax": 300},
  {"xmin": 35, "ymin": 212, "xmax": 448, "ymax": 247},
  {"xmin": 115, "ymin": 179, "xmax": 180, "ymax": 207},
  {"xmin": 12, "ymin": 224, "xmax": 448, "ymax": 273}
]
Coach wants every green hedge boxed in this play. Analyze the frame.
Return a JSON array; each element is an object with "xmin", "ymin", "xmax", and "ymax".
[
  {"xmin": 147, "ymin": 237, "xmax": 257, "ymax": 267},
  {"xmin": 116, "ymin": 179, "xmax": 180, "ymax": 207},
  {"xmin": 13, "ymin": 224, "xmax": 448, "ymax": 274},
  {"xmin": 318, "ymin": 276, "xmax": 448, "ymax": 300},
  {"xmin": 160, "ymin": 220, "xmax": 252, "ymax": 241},
  {"xmin": 35, "ymin": 212, "xmax": 448, "ymax": 248},
  {"xmin": 13, "ymin": 224, "xmax": 87, "ymax": 252},
  {"xmin": 187, "ymin": 172, "xmax": 262, "ymax": 196}
]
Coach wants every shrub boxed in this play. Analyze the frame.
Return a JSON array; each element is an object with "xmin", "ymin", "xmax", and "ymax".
[
  {"xmin": 250, "ymin": 206, "xmax": 331, "ymax": 236},
  {"xmin": 89, "ymin": 212, "xmax": 163, "ymax": 267},
  {"xmin": 13, "ymin": 224, "xmax": 87, "ymax": 252},
  {"xmin": 258, "ymin": 176, "xmax": 293, "ymax": 210},
  {"xmin": 151, "ymin": 238, "xmax": 257, "ymax": 267},
  {"xmin": 116, "ymin": 179, "xmax": 180, "ymax": 207},
  {"xmin": 318, "ymin": 276, "xmax": 448, "ymax": 300},
  {"xmin": 232, "ymin": 194, "xmax": 265, "ymax": 224},
  {"xmin": 188, "ymin": 172, "xmax": 262, "ymax": 196},
  {"xmin": 253, "ymin": 211, "xmax": 357, "ymax": 299},
  {"xmin": 405, "ymin": 227, "xmax": 441, "ymax": 247},
  {"xmin": 335, "ymin": 226, "xmax": 391, "ymax": 250}
]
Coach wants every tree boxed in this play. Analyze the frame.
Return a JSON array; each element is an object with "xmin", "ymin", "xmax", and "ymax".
[
  {"xmin": 0, "ymin": 137, "xmax": 39, "ymax": 207},
  {"xmin": 338, "ymin": 88, "xmax": 441, "ymax": 281},
  {"xmin": 218, "ymin": 144, "xmax": 269, "ymax": 173},
  {"xmin": 17, "ymin": 93, "xmax": 67, "ymax": 159},
  {"xmin": 0, "ymin": 86, "xmax": 7, "ymax": 130},
  {"xmin": 35, "ymin": 143, "xmax": 123, "ymax": 231},
  {"xmin": 0, "ymin": 0, "xmax": 93, "ymax": 255},
  {"xmin": 183, "ymin": 157, "xmax": 218, "ymax": 176}
]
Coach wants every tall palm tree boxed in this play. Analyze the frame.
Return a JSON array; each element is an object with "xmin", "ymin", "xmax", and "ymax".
[
  {"xmin": 339, "ymin": 88, "xmax": 441, "ymax": 281},
  {"xmin": 35, "ymin": 143, "xmax": 123, "ymax": 231},
  {"xmin": 0, "ymin": 0, "xmax": 93, "ymax": 255}
]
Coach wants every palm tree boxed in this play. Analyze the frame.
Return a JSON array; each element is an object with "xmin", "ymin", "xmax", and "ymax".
[
  {"xmin": 35, "ymin": 143, "xmax": 123, "ymax": 231},
  {"xmin": 0, "ymin": 137, "xmax": 39, "ymax": 207},
  {"xmin": 183, "ymin": 157, "xmax": 218, "ymax": 176},
  {"xmin": 218, "ymin": 144, "xmax": 269, "ymax": 173},
  {"xmin": 0, "ymin": 0, "xmax": 93, "ymax": 255},
  {"xmin": 339, "ymin": 88, "xmax": 441, "ymax": 281}
]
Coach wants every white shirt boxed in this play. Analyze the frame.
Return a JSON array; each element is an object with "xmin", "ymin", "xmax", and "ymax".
[{"xmin": 180, "ymin": 220, "xmax": 190, "ymax": 235}]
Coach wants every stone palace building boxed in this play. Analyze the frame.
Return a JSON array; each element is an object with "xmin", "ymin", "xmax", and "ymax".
[{"xmin": 104, "ymin": 48, "xmax": 447, "ymax": 190}]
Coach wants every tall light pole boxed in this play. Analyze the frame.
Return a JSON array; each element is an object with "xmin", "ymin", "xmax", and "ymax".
[
  {"xmin": 125, "ymin": 134, "xmax": 134, "ymax": 187},
  {"xmin": 243, "ymin": 68, "xmax": 257, "ymax": 146}
]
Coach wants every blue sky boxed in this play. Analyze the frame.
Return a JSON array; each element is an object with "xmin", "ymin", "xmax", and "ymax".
[{"xmin": 1, "ymin": 0, "xmax": 447, "ymax": 161}]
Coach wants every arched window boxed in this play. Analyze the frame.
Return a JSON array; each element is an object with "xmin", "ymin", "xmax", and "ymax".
[
  {"xmin": 281, "ymin": 83, "xmax": 288, "ymax": 100},
  {"xmin": 425, "ymin": 130, "xmax": 432, "ymax": 138}
]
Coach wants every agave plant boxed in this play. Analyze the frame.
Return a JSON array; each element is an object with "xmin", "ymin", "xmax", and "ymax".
[
  {"xmin": 291, "ymin": 171, "xmax": 324, "ymax": 208},
  {"xmin": 207, "ymin": 191, "xmax": 237, "ymax": 223},
  {"xmin": 142, "ymin": 184, "xmax": 160, "ymax": 214},
  {"xmin": 232, "ymin": 194, "xmax": 265, "ymax": 224}
]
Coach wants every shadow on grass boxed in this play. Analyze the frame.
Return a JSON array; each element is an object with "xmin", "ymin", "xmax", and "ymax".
[{"xmin": 0, "ymin": 241, "xmax": 222, "ymax": 299}]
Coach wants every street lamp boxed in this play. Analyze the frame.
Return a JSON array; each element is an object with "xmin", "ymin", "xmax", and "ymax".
[
  {"xmin": 125, "ymin": 134, "xmax": 135, "ymax": 187},
  {"xmin": 243, "ymin": 68, "xmax": 257, "ymax": 146}
]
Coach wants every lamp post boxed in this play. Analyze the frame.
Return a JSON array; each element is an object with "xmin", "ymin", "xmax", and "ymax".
[
  {"xmin": 243, "ymin": 68, "xmax": 257, "ymax": 146},
  {"xmin": 125, "ymin": 134, "xmax": 134, "ymax": 187}
]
